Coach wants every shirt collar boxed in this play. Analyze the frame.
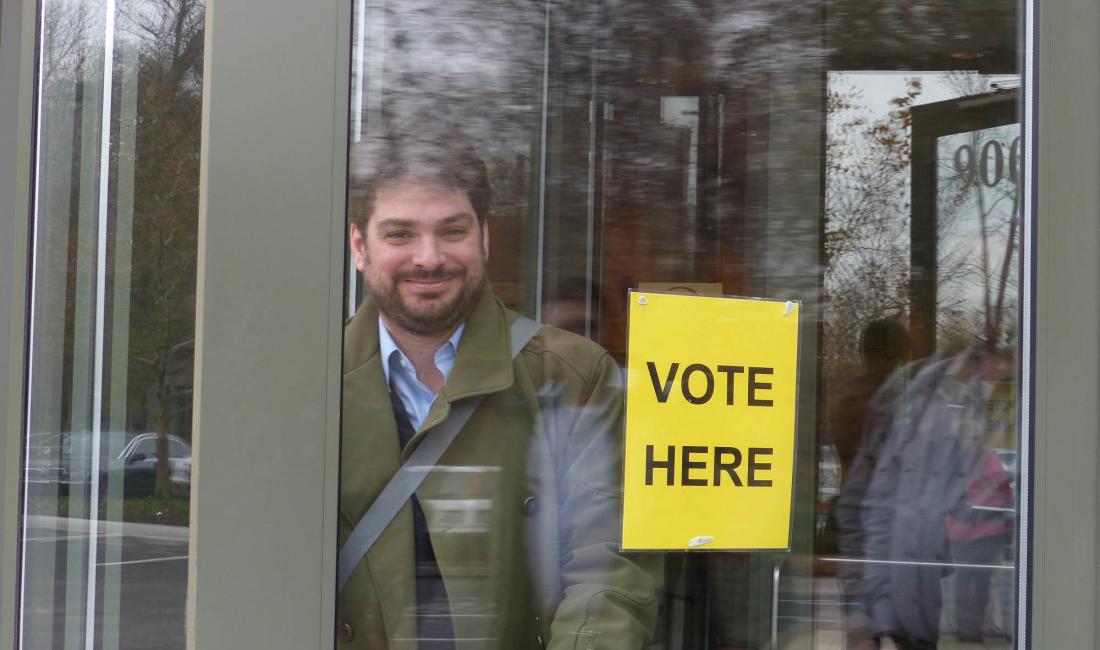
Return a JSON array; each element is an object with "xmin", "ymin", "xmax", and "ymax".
[{"xmin": 378, "ymin": 316, "xmax": 465, "ymax": 385}]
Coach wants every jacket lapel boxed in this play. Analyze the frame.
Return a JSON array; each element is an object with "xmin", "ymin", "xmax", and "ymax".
[
  {"xmin": 340, "ymin": 300, "xmax": 416, "ymax": 643},
  {"xmin": 340, "ymin": 301, "xmax": 401, "ymax": 524}
]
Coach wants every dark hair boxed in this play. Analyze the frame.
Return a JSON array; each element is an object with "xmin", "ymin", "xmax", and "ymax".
[{"xmin": 347, "ymin": 131, "xmax": 491, "ymax": 232}]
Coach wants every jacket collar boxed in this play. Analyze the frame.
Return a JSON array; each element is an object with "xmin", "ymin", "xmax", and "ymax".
[{"xmin": 440, "ymin": 284, "xmax": 516, "ymax": 401}]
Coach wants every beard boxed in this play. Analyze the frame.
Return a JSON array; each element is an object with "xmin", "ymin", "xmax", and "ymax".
[{"xmin": 365, "ymin": 253, "xmax": 488, "ymax": 337}]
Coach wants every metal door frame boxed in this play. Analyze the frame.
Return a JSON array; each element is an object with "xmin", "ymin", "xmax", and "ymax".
[{"xmin": 0, "ymin": 0, "xmax": 38, "ymax": 645}]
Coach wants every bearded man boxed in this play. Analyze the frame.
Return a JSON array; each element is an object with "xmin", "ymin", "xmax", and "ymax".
[{"xmin": 336, "ymin": 133, "xmax": 660, "ymax": 649}]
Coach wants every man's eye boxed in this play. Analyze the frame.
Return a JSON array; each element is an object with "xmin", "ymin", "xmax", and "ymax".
[
  {"xmin": 441, "ymin": 227, "xmax": 468, "ymax": 239},
  {"xmin": 383, "ymin": 231, "xmax": 414, "ymax": 241}
]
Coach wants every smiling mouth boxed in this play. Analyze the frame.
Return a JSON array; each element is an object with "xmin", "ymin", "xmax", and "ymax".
[{"xmin": 402, "ymin": 275, "xmax": 458, "ymax": 293}]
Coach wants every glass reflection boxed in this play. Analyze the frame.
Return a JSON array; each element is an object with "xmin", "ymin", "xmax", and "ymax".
[
  {"xmin": 23, "ymin": 0, "xmax": 203, "ymax": 647},
  {"xmin": 342, "ymin": 0, "xmax": 1022, "ymax": 649},
  {"xmin": 826, "ymin": 75, "xmax": 1020, "ymax": 650}
]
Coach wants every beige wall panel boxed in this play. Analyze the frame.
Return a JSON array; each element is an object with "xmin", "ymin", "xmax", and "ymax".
[
  {"xmin": 188, "ymin": 0, "xmax": 349, "ymax": 646},
  {"xmin": 1031, "ymin": 0, "xmax": 1100, "ymax": 647}
]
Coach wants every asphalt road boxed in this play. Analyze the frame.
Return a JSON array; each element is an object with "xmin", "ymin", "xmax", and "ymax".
[{"xmin": 20, "ymin": 517, "xmax": 188, "ymax": 650}]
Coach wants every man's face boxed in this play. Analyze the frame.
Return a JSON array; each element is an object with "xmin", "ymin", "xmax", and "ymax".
[{"xmin": 350, "ymin": 180, "xmax": 489, "ymax": 337}]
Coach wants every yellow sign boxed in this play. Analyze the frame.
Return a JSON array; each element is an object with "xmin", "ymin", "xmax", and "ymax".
[{"xmin": 621, "ymin": 291, "xmax": 801, "ymax": 551}]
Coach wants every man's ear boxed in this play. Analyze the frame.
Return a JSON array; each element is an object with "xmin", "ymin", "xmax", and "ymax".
[{"xmin": 349, "ymin": 222, "xmax": 368, "ymax": 272}]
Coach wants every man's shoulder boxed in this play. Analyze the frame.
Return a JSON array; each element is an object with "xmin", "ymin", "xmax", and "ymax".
[{"xmin": 503, "ymin": 307, "xmax": 619, "ymax": 386}]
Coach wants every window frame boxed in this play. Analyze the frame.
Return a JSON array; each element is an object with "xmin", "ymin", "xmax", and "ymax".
[{"xmin": 0, "ymin": 0, "xmax": 39, "ymax": 645}]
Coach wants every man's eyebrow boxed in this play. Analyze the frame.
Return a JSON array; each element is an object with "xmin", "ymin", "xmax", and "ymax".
[
  {"xmin": 373, "ymin": 213, "xmax": 476, "ymax": 230},
  {"xmin": 373, "ymin": 218, "xmax": 416, "ymax": 230},
  {"xmin": 438, "ymin": 213, "xmax": 476, "ymax": 225}
]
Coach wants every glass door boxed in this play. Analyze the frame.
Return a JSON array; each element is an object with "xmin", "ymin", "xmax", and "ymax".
[
  {"xmin": 18, "ymin": 0, "xmax": 203, "ymax": 646},
  {"xmin": 338, "ymin": 0, "xmax": 1026, "ymax": 648}
]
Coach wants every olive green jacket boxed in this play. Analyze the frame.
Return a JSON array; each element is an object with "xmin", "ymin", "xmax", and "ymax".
[{"xmin": 338, "ymin": 286, "xmax": 660, "ymax": 650}]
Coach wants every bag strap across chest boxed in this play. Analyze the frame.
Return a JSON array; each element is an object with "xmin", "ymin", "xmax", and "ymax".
[{"xmin": 337, "ymin": 316, "xmax": 542, "ymax": 593}]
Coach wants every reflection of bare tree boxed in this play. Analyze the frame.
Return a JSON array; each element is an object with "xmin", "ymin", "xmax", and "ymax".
[
  {"xmin": 120, "ymin": 0, "xmax": 204, "ymax": 91},
  {"xmin": 823, "ymin": 78, "xmax": 920, "ymax": 383},
  {"xmin": 361, "ymin": 0, "xmax": 545, "ymax": 151},
  {"xmin": 823, "ymin": 72, "xmax": 1019, "ymax": 376},
  {"xmin": 935, "ymin": 76, "xmax": 1019, "ymax": 351},
  {"xmin": 33, "ymin": 0, "xmax": 101, "ymax": 440},
  {"xmin": 825, "ymin": 0, "xmax": 1017, "ymax": 71},
  {"xmin": 31, "ymin": 0, "xmax": 202, "ymax": 503},
  {"xmin": 120, "ymin": 0, "xmax": 204, "ymax": 498},
  {"xmin": 356, "ymin": 0, "xmax": 832, "ymax": 207},
  {"xmin": 40, "ymin": 0, "xmax": 95, "ymax": 84},
  {"xmin": 356, "ymin": 0, "xmax": 1014, "ymax": 295}
]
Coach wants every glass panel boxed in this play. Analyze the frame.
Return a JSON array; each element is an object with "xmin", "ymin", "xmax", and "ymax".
[
  {"xmin": 338, "ymin": 2, "xmax": 1024, "ymax": 649},
  {"xmin": 824, "ymin": 73, "xmax": 1021, "ymax": 650},
  {"xmin": 22, "ymin": 0, "xmax": 203, "ymax": 647}
]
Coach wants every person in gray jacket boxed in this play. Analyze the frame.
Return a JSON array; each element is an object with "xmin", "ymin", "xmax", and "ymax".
[{"xmin": 851, "ymin": 348, "xmax": 1014, "ymax": 649}]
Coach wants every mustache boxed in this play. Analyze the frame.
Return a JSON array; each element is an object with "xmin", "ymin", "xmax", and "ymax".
[{"xmin": 395, "ymin": 268, "xmax": 464, "ymax": 282}]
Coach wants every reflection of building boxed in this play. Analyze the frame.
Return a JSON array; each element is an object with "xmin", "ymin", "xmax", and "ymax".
[{"xmin": 911, "ymin": 90, "xmax": 1020, "ymax": 358}]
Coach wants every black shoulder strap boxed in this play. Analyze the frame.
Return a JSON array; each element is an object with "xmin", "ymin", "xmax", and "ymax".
[{"xmin": 337, "ymin": 316, "xmax": 542, "ymax": 592}]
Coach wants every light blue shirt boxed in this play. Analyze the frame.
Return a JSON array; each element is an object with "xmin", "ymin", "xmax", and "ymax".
[{"xmin": 379, "ymin": 317, "xmax": 465, "ymax": 431}]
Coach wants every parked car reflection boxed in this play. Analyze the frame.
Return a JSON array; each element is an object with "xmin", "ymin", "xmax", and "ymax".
[{"xmin": 25, "ymin": 431, "xmax": 191, "ymax": 498}]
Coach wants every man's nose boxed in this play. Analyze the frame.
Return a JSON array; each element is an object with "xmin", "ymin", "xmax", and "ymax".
[{"xmin": 410, "ymin": 235, "xmax": 446, "ymax": 269}]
